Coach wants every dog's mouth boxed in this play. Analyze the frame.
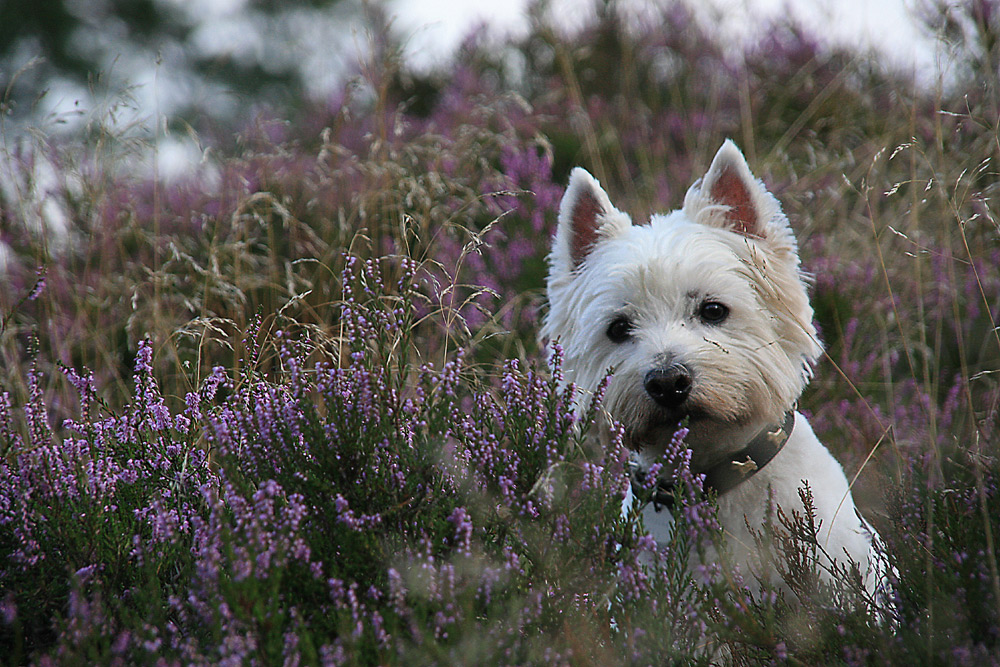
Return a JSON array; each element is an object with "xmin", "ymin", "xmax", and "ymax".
[
  {"xmin": 623, "ymin": 408, "xmax": 704, "ymax": 451},
  {"xmin": 624, "ymin": 424, "xmax": 677, "ymax": 452},
  {"xmin": 619, "ymin": 400, "xmax": 728, "ymax": 453}
]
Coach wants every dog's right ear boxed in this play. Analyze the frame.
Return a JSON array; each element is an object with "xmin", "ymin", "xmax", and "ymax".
[{"xmin": 553, "ymin": 168, "xmax": 630, "ymax": 271}]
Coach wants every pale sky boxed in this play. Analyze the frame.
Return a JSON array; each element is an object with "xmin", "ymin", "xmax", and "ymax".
[
  {"xmin": 21, "ymin": 0, "xmax": 951, "ymax": 180},
  {"xmin": 390, "ymin": 0, "xmax": 947, "ymax": 83}
]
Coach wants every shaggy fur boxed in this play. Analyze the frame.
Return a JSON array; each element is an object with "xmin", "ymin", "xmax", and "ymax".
[{"xmin": 542, "ymin": 140, "xmax": 886, "ymax": 598}]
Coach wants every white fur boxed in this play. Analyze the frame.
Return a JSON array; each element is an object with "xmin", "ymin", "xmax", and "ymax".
[{"xmin": 543, "ymin": 140, "xmax": 889, "ymax": 602}]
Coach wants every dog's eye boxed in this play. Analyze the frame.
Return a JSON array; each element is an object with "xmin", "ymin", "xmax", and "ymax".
[
  {"xmin": 606, "ymin": 315, "xmax": 635, "ymax": 343},
  {"xmin": 699, "ymin": 301, "xmax": 729, "ymax": 325}
]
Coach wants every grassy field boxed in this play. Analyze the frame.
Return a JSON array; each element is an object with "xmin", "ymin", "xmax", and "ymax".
[{"xmin": 2, "ymin": 2, "xmax": 999, "ymax": 664}]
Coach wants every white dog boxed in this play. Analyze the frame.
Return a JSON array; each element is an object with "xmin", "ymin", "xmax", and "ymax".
[{"xmin": 542, "ymin": 140, "xmax": 887, "ymax": 601}]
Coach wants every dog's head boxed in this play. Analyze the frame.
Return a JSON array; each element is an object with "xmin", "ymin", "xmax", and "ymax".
[{"xmin": 541, "ymin": 141, "xmax": 822, "ymax": 469}]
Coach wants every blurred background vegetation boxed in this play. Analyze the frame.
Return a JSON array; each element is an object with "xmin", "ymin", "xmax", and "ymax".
[
  {"xmin": 0, "ymin": 0, "xmax": 363, "ymax": 131},
  {"xmin": 2, "ymin": 0, "xmax": 998, "ymax": 468}
]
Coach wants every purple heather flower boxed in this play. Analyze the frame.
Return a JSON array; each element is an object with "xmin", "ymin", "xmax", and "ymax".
[
  {"xmin": 0, "ymin": 593, "xmax": 16, "ymax": 625},
  {"xmin": 447, "ymin": 506, "xmax": 474, "ymax": 556},
  {"xmin": 775, "ymin": 641, "xmax": 788, "ymax": 660},
  {"xmin": 27, "ymin": 266, "xmax": 46, "ymax": 301}
]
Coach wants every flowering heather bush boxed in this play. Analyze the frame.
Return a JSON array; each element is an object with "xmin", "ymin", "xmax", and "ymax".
[
  {"xmin": 2, "ymin": 0, "xmax": 1000, "ymax": 663},
  {"xmin": 0, "ymin": 254, "xmax": 727, "ymax": 664}
]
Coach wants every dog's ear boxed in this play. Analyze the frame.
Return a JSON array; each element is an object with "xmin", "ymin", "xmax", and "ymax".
[
  {"xmin": 684, "ymin": 140, "xmax": 782, "ymax": 241},
  {"xmin": 554, "ymin": 168, "xmax": 630, "ymax": 269}
]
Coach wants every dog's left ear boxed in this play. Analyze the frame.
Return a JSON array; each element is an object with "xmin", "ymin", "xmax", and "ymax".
[{"xmin": 684, "ymin": 139, "xmax": 784, "ymax": 241}]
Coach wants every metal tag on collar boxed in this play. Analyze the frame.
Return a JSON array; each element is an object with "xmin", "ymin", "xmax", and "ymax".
[{"xmin": 729, "ymin": 456, "xmax": 759, "ymax": 478}]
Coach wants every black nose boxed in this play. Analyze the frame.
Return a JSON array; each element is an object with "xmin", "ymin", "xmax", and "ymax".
[{"xmin": 644, "ymin": 365, "xmax": 692, "ymax": 409}]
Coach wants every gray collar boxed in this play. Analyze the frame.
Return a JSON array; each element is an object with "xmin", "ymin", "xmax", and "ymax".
[{"xmin": 632, "ymin": 410, "xmax": 796, "ymax": 510}]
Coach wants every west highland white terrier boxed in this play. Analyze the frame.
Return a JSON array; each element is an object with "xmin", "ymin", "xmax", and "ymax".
[{"xmin": 542, "ymin": 140, "xmax": 887, "ymax": 601}]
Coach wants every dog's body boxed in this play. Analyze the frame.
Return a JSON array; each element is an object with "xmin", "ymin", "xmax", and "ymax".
[{"xmin": 542, "ymin": 141, "xmax": 886, "ymax": 598}]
